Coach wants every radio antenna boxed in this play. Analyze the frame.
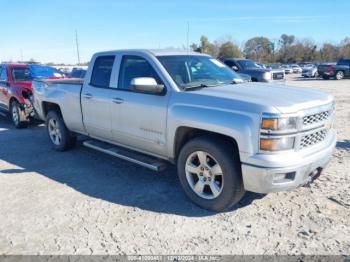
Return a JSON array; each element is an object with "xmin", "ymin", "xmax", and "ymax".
[{"xmin": 75, "ymin": 30, "xmax": 81, "ymax": 65}]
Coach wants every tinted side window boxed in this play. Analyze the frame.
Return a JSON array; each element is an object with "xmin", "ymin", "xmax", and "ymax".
[
  {"xmin": 118, "ymin": 55, "xmax": 161, "ymax": 90},
  {"xmin": 90, "ymin": 56, "xmax": 115, "ymax": 88},
  {"xmin": 0, "ymin": 66, "xmax": 8, "ymax": 81},
  {"xmin": 224, "ymin": 60, "xmax": 234, "ymax": 67}
]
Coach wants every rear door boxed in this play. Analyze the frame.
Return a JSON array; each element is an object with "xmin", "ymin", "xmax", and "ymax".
[{"xmin": 81, "ymin": 55, "xmax": 116, "ymax": 141}]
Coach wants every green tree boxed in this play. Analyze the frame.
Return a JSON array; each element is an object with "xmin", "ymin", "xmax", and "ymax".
[
  {"xmin": 199, "ymin": 35, "xmax": 215, "ymax": 56},
  {"xmin": 244, "ymin": 36, "xmax": 273, "ymax": 63},
  {"xmin": 320, "ymin": 43, "xmax": 340, "ymax": 62},
  {"xmin": 218, "ymin": 41, "xmax": 242, "ymax": 58},
  {"xmin": 340, "ymin": 37, "xmax": 350, "ymax": 58}
]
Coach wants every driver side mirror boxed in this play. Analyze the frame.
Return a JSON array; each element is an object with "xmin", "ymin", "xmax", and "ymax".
[
  {"xmin": 131, "ymin": 77, "xmax": 164, "ymax": 94},
  {"xmin": 231, "ymin": 66, "xmax": 239, "ymax": 72}
]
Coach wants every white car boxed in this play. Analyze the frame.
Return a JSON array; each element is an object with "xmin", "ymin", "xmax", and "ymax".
[
  {"xmin": 281, "ymin": 65, "xmax": 293, "ymax": 74},
  {"xmin": 302, "ymin": 65, "xmax": 318, "ymax": 78},
  {"xmin": 291, "ymin": 64, "xmax": 303, "ymax": 74}
]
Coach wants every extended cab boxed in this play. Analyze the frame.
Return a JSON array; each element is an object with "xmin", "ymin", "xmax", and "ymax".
[
  {"xmin": 0, "ymin": 64, "xmax": 64, "ymax": 128},
  {"xmin": 33, "ymin": 50, "xmax": 336, "ymax": 211}
]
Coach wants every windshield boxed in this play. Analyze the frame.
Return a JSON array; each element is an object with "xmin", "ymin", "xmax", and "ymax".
[
  {"xmin": 29, "ymin": 65, "xmax": 64, "ymax": 79},
  {"xmin": 157, "ymin": 55, "xmax": 240, "ymax": 89},
  {"xmin": 236, "ymin": 59, "xmax": 260, "ymax": 69}
]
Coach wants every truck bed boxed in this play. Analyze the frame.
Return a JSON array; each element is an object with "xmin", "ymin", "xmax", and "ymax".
[{"xmin": 40, "ymin": 78, "xmax": 84, "ymax": 85}]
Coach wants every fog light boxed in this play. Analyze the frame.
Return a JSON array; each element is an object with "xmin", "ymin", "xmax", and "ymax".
[{"xmin": 272, "ymin": 172, "xmax": 296, "ymax": 183}]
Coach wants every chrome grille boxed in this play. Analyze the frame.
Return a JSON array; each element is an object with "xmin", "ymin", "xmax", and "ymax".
[
  {"xmin": 300, "ymin": 129, "xmax": 328, "ymax": 149},
  {"xmin": 272, "ymin": 72, "xmax": 284, "ymax": 80},
  {"xmin": 303, "ymin": 111, "xmax": 330, "ymax": 126}
]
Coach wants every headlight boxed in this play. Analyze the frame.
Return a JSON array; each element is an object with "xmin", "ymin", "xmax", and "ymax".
[
  {"xmin": 261, "ymin": 117, "xmax": 297, "ymax": 131},
  {"xmin": 263, "ymin": 72, "xmax": 271, "ymax": 80},
  {"xmin": 260, "ymin": 137, "xmax": 295, "ymax": 151}
]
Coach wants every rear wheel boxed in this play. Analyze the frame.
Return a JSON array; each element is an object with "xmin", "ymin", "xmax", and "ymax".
[
  {"xmin": 10, "ymin": 100, "xmax": 28, "ymax": 129},
  {"xmin": 335, "ymin": 71, "xmax": 344, "ymax": 80},
  {"xmin": 177, "ymin": 136, "xmax": 245, "ymax": 211},
  {"xmin": 322, "ymin": 75, "xmax": 329, "ymax": 80},
  {"xmin": 46, "ymin": 111, "xmax": 76, "ymax": 151}
]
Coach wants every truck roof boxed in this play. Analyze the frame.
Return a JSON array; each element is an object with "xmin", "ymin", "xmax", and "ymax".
[
  {"xmin": 93, "ymin": 49, "xmax": 209, "ymax": 57},
  {"xmin": 1, "ymin": 63, "xmax": 29, "ymax": 67}
]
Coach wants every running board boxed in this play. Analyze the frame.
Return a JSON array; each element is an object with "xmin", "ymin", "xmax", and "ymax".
[{"xmin": 83, "ymin": 140, "xmax": 167, "ymax": 172}]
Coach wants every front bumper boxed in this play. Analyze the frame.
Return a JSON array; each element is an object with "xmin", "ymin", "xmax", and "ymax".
[
  {"xmin": 302, "ymin": 72, "xmax": 313, "ymax": 77},
  {"xmin": 241, "ymin": 130, "xmax": 336, "ymax": 194}
]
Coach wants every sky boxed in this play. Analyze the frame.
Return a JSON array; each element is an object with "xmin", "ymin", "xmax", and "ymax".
[{"xmin": 0, "ymin": 0, "xmax": 349, "ymax": 64}]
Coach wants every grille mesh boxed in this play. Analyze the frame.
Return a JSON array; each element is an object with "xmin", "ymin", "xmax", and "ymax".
[
  {"xmin": 303, "ymin": 111, "xmax": 330, "ymax": 126},
  {"xmin": 300, "ymin": 129, "xmax": 328, "ymax": 149},
  {"xmin": 272, "ymin": 72, "xmax": 284, "ymax": 80}
]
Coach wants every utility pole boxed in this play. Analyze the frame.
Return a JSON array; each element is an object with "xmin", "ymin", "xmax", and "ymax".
[
  {"xmin": 75, "ymin": 30, "xmax": 81, "ymax": 65},
  {"xmin": 20, "ymin": 49, "xmax": 23, "ymax": 62}
]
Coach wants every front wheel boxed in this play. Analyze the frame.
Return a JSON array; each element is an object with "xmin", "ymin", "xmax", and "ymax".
[
  {"xmin": 46, "ymin": 111, "xmax": 76, "ymax": 151},
  {"xmin": 335, "ymin": 71, "xmax": 344, "ymax": 80},
  {"xmin": 10, "ymin": 100, "xmax": 28, "ymax": 129},
  {"xmin": 177, "ymin": 136, "xmax": 245, "ymax": 211}
]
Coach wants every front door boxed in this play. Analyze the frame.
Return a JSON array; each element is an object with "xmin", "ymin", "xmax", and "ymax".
[{"xmin": 111, "ymin": 55, "xmax": 169, "ymax": 156}]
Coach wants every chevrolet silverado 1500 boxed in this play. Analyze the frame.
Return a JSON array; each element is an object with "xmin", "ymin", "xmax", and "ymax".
[{"xmin": 32, "ymin": 50, "xmax": 336, "ymax": 211}]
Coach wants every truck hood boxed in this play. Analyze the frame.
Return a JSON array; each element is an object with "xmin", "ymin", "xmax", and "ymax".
[{"xmin": 193, "ymin": 83, "xmax": 333, "ymax": 114}]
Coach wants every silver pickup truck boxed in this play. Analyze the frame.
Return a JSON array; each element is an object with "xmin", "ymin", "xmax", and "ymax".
[{"xmin": 32, "ymin": 49, "xmax": 336, "ymax": 211}]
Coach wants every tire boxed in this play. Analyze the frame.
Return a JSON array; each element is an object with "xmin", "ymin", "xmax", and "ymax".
[
  {"xmin": 335, "ymin": 71, "xmax": 344, "ymax": 80},
  {"xmin": 322, "ymin": 75, "xmax": 329, "ymax": 80},
  {"xmin": 46, "ymin": 111, "xmax": 76, "ymax": 151},
  {"xmin": 177, "ymin": 136, "xmax": 245, "ymax": 211},
  {"xmin": 10, "ymin": 100, "xmax": 28, "ymax": 129}
]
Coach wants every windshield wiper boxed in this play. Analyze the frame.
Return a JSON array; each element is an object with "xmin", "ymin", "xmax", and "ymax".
[{"xmin": 182, "ymin": 83, "xmax": 221, "ymax": 91}]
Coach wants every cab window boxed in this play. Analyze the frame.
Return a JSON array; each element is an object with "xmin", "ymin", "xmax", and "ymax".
[
  {"xmin": 118, "ymin": 55, "xmax": 162, "ymax": 91},
  {"xmin": 90, "ymin": 56, "xmax": 115, "ymax": 88}
]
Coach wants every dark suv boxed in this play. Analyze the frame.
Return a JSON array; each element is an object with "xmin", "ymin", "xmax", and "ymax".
[
  {"xmin": 220, "ymin": 58, "xmax": 285, "ymax": 82},
  {"xmin": 318, "ymin": 59, "xmax": 350, "ymax": 80}
]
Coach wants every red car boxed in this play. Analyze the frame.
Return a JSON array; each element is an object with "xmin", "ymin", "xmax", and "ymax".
[{"xmin": 0, "ymin": 64, "xmax": 64, "ymax": 128}]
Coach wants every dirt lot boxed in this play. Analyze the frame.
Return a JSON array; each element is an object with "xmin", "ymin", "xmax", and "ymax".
[{"xmin": 0, "ymin": 76, "xmax": 349, "ymax": 255}]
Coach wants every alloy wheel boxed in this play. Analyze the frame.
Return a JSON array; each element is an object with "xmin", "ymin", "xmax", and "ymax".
[
  {"xmin": 48, "ymin": 118, "xmax": 62, "ymax": 145},
  {"xmin": 185, "ymin": 151, "xmax": 224, "ymax": 200}
]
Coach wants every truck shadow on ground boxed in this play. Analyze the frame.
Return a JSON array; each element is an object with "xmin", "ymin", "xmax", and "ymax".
[{"xmin": 0, "ymin": 117, "xmax": 265, "ymax": 217}]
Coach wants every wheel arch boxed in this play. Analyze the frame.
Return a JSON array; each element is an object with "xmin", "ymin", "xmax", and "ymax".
[
  {"xmin": 173, "ymin": 127, "xmax": 240, "ymax": 163},
  {"xmin": 42, "ymin": 101, "xmax": 62, "ymax": 118}
]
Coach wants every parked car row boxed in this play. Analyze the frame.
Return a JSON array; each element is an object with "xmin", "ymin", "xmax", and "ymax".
[
  {"xmin": 266, "ymin": 59, "xmax": 350, "ymax": 80},
  {"xmin": 0, "ymin": 51, "xmax": 337, "ymax": 211}
]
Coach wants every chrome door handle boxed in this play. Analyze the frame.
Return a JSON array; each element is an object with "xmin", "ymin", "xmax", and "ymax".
[
  {"xmin": 83, "ymin": 93, "xmax": 93, "ymax": 99},
  {"xmin": 112, "ymin": 98, "xmax": 124, "ymax": 104}
]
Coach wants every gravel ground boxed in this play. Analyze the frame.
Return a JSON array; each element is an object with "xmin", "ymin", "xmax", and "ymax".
[{"xmin": 0, "ymin": 75, "xmax": 349, "ymax": 255}]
